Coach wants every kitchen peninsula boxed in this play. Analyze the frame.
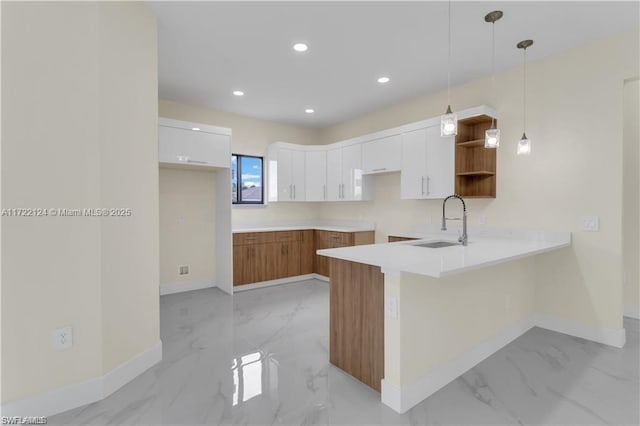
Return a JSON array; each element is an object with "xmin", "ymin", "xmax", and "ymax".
[{"xmin": 318, "ymin": 228, "xmax": 571, "ymax": 413}]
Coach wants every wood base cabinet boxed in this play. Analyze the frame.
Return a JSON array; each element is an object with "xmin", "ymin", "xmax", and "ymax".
[
  {"xmin": 233, "ymin": 229, "xmax": 375, "ymax": 286},
  {"xmin": 233, "ymin": 231, "xmax": 302, "ymax": 286},
  {"xmin": 314, "ymin": 230, "xmax": 375, "ymax": 277},
  {"xmin": 329, "ymin": 258, "xmax": 384, "ymax": 391}
]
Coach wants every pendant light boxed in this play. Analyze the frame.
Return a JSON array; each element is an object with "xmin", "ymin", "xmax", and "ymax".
[
  {"xmin": 440, "ymin": 0, "xmax": 457, "ymax": 136},
  {"xmin": 484, "ymin": 10, "xmax": 503, "ymax": 148},
  {"xmin": 516, "ymin": 39, "xmax": 533, "ymax": 155}
]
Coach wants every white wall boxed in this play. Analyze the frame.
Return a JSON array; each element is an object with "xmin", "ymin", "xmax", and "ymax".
[
  {"xmin": 318, "ymin": 31, "xmax": 639, "ymax": 332},
  {"xmin": 623, "ymin": 79, "xmax": 639, "ymax": 316},
  {"xmin": 1, "ymin": 1, "xmax": 158, "ymax": 405}
]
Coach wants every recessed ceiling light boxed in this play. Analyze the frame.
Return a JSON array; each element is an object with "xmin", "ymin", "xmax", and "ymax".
[
  {"xmin": 293, "ymin": 43, "xmax": 308, "ymax": 52},
  {"xmin": 191, "ymin": 127, "xmax": 200, "ymax": 131},
  {"xmin": 377, "ymin": 76, "xmax": 390, "ymax": 84},
  {"xmin": 305, "ymin": 108, "xmax": 315, "ymax": 114},
  {"xmin": 233, "ymin": 90, "xmax": 244, "ymax": 96}
]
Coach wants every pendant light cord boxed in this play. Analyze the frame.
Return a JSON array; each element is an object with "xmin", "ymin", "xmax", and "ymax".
[
  {"xmin": 523, "ymin": 48, "xmax": 527, "ymax": 134},
  {"xmin": 491, "ymin": 21, "xmax": 496, "ymax": 128},
  {"xmin": 447, "ymin": 0, "xmax": 452, "ymax": 107}
]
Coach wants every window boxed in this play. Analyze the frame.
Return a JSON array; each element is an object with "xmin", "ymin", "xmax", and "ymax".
[{"xmin": 231, "ymin": 154, "xmax": 264, "ymax": 204}]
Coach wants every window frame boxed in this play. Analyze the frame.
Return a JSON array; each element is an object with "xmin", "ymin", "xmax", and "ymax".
[{"xmin": 232, "ymin": 153, "xmax": 264, "ymax": 205}]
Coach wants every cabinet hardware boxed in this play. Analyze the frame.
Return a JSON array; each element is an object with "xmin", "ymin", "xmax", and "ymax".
[
  {"xmin": 372, "ymin": 168, "xmax": 386, "ymax": 172},
  {"xmin": 289, "ymin": 184, "xmax": 293, "ymax": 199},
  {"xmin": 187, "ymin": 159, "xmax": 208, "ymax": 165},
  {"xmin": 293, "ymin": 184, "xmax": 296, "ymax": 199},
  {"xmin": 323, "ymin": 184, "xmax": 326, "ymax": 200},
  {"xmin": 421, "ymin": 176, "xmax": 425, "ymax": 195},
  {"xmin": 426, "ymin": 176, "xmax": 430, "ymax": 195}
]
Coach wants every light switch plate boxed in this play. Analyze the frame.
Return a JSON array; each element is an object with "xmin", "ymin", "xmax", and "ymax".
[
  {"xmin": 385, "ymin": 295, "xmax": 398, "ymax": 319},
  {"xmin": 580, "ymin": 216, "xmax": 600, "ymax": 232}
]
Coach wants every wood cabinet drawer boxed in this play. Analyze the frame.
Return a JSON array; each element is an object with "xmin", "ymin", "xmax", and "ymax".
[
  {"xmin": 273, "ymin": 230, "xmax": 302, "ymax": 242},
  {"xmin": 324, "ymin": 231, "xmax": 351, "ymax": 246},
  {"xmin": 233, "ymin": 232, "xmax": 275, "ymax": 246}
]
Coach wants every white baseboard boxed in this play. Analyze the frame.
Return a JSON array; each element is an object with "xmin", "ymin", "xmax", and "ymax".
[
  {"xmin": 0, "ymin": 341, "xmax": 162, "ymax": 418},
  {"xmin": 533, "ymin": 313, "xmax": 626, "ymax": 348},
  {"xmin": 624, "ymin": 304, "xmax": 640, "ymax": 320},
  {"xmin": 232, "ymin": 273, "xmax": 327, "ymax": 292},
  {"xmin": 160, "ymin": 279, "xmax": 216, "ymax": 295},
  {"xmin": 381, "ymin": 316, "xmax": 534, "ymax": 414},
  {"xmin": 102, "ymin": 340, "xmax": 162, "ymax": 397}
]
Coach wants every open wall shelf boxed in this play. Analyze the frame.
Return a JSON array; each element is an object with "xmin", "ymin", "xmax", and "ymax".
[{"xmin": 455, "ymin": 115, "xmax": 497, "ymax": 198}]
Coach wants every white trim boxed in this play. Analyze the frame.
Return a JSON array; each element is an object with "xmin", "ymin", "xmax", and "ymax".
[
  {"xmin": 624, "ymin": 304, "xmax": 640, "ymax": 320},
  {"xmin": 534, "ymin": 313, "xmax": 626, "ymax": 348},
  {"xmin": 102, "ymin": 340, "xmax": 162, "ymax": 397},
  {"xmin": 158, "ymin": 117, "xmax": 231, "ymax": 136},
  {"xmin": 0, "ymin": 341, "xmax": 162, "ymax": 418},
  {"xmin": 381, "ymin": 316, "xmax": 534, "ymax": 414},
  {"xmin": 233, "ymin": 274, "xmax": 327, "ymax": 292},
  {"xmin": 271, "ymin": 105, "xmax": 497, "ymax": 150},
  {"xmin": 160, "ymin": 280, "xmax": 216, "ymax": 296}
]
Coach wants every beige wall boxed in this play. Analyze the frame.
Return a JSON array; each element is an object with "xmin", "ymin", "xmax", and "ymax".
[
  {"xmin": 159, "ymin": 168, "xmax": 217, "ymax": 288},
  {"xmin": 623, "ymin": 79, "xmax": 640, "ymax": 313},
  {"xmin": 159, "ymin": 99, "xmax": 323, "ymax": 227},
  {"xmin": 1, "ymin": 2, "xmax": 158, "ymax": 403},
  {"xmin": 97, "ymin": 3, "xmax": 160, "ymax": 373},
  {"xmin": 319, "ymin": 31, "xmax": 639, "ymax": 331},
  {"xmin": 385, "ymin": 258, "xmax": 536, "ymax": 387}
]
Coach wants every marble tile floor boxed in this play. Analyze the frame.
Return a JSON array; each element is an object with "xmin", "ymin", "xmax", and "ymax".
[{"xmin": 50, "ymin": 279, "xmax": 639, "ymax": 425}]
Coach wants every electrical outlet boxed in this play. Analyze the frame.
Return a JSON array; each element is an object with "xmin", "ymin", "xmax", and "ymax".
[
  {"xmin": 385, "ymin": 295, "xmax": 398, "ymax": 319},
  {"xmin": 179, "ymin": 265, "xmax": 190, "ymax": 275},
  {"xmin": 477, "ymin": 214, "xmax": 487, "ymax": 225},
  {"xmin": 580, "ymin": 216, "xmax": 599, "ymax": 232},
  {"xmin": 53, "ymin": 326, "xmax": 73, "ymax": 351}
]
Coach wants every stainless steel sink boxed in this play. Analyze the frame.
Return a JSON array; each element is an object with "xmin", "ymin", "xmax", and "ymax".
[{"xmin": 413, "ymin": 241, "xmax": 460, "ymax": 248}]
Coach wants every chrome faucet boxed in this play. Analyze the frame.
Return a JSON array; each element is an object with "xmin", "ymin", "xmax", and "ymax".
[{"xmin": 441, "ymin": 194, "xmax": 468, "ymax": 246}]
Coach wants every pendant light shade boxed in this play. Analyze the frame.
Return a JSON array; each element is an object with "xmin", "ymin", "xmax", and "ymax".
[
  {"xmin": 440, "ymin": 0, "xmax": 457, "ymax": 136},
  {"xmin": 517, "ymin": 39, "xmax": 534, "ymax": 156},
  {"xmin": 441, "ymin": 105, "xmax": 458, "ymax": 136},
  {"xmin": 485, "ymin": 127, "xmax": 500, "ymax": 148},
  {"xmin": 517, "ymin": 133, "xmax": 531, "ymax": 155},
  {"xmin": 484, "ymin": 10, "xmax": 502, "ymax": 149}
]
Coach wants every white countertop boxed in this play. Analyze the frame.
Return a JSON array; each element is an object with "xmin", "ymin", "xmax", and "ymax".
[
  {"xmin": 232, "ymin": 221, "xmax": 375, "ymax": 233},
  {"xmin": 317, "ymin": 228, "xmax": 571, "ymax": 278}
]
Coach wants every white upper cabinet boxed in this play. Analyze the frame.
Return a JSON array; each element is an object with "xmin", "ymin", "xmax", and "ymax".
[
  {"xmin": 305, "ymin": 150, "xmax": 327, "ymax": 201},
  {"xmin": 326, "ymin": 148, "xmax": 342, "ymax": 201},
  {"xmin": 401, "ymin": 126, "xmax": 454, "ymax": 199},
  {"xmin": 268, "ymin": 146, "xmax": 306, "ymax": 202},
  {"xmin": 362, "ymin": 135, "xmax": 402, "ymax": 174},
  {"xmin": 158, "ymin": 118, "xmax": 230, "ymax": 169},
  {"xmin": 326, "ymin": 144, "xmax": 370, "ymax": 201}
]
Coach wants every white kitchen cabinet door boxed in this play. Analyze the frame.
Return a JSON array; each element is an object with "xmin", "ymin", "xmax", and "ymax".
[
  {"xmin": 341, "ymin": 144, "xmax": 363, "ymax": 200},
  {"xmin": 273, "ymin": 148, "xmax": 305, "ymax": 201},
  {"xmin": 400, "ymin": 126, "xmax": 454, "ymax": 199},
  {"xmin": 362, "ymin": 135, "xmax": 402, "ymax": 174},
  {"xmin": 290, "ymin": 149, "xmax": 306, "ymax": 201},
  {"xmin": 424, "ymin": 126, "xmax": 454, "ymax": 199},
  {"xmin": 159, "ymin": 125, "xmax": 230, "ymax": 168},
  {"xmin": 401, "ymin": 128, "xmax": 428, "ymax": 199},
  {"xmin": 305, "ymin": 150, "xmax": 327, "ymax": 201},
  {"xmin": 276, "ymin": 148, "xmax": 294, "ymax": 201},
  {"xmin": 326, "ymin": 148, "xmax": 342, "ymax": 201}
]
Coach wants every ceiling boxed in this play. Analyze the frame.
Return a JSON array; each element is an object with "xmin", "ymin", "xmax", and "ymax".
[{"xmin": 147, "ymin": 1, "xmax": 639, "ymax": 128}]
